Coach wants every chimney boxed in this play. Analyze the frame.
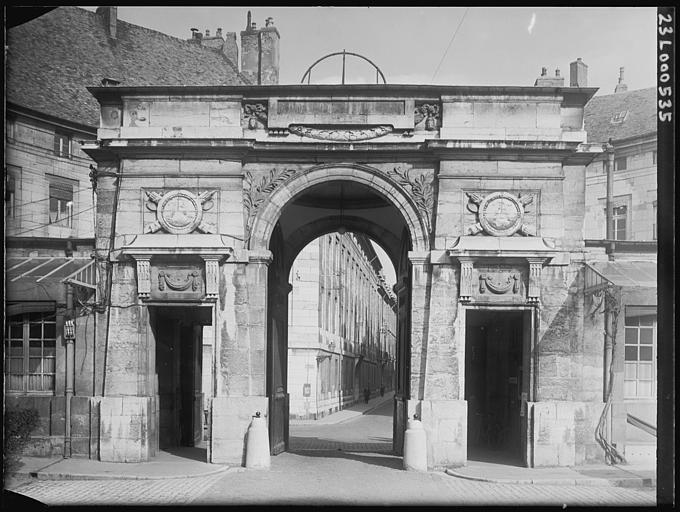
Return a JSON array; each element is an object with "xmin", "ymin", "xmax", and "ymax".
[
  {"xmin": 240, "ymin": 11, "xmax": 280, "ymax": 85},
  {"xmin": 569, "ymin": 57, "xmax": 588, "ymax": 87},
  {"xmin": 96, "ymin": 6, "xmax": 117, "ymax": 39},
  {"xmin": 534, "ymin": 66, "xmax": 564, "ymax": 86},
  {"xmin": 614, "ymin": 66, "xmax": 628, "ymax": 93},
  {"xmin": 201, "ymin": 27, "xmax": 226, "ymax": 51},
  {"xmin": 223, "ymin": 32, "xmax": 239, "ymax": 68}
]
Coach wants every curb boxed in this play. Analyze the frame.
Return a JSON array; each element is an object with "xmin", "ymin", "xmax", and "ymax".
[
  {"xmin": 444, "ymin": 468, "xmax": 655, "ymax": 488},
  {"xmin": 9, "ymin": 463, "xmax": 233, "ymax": 482}
]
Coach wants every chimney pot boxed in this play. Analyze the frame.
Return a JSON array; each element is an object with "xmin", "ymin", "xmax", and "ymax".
[
  {"xmin": 266, "ymin": 17, "xmax": 274, "ymax": 27},
  {"xmin": 216, "ymin": 28, "xmax": 222, "ymax": 37},
  {"xmin": 205, "ymin": 29, "xmax": 210, "ymax": 37},
  {"xmin": 541, "ymin": 67, "xmax": 547, "ymax": 76},
  {"xmin": 191, "ymin": 27, "xmax": 198, "ymax": 37},
  {"xmin": 251, "ymin": 22, "xmax": 257, "ymax": 30},
  {"xmin": 555, "ymin": 68, "xmax": 561, "ymax": 77},
  {"xmin": 618, "ymin": 66, "xmax": 625, "ymax": 83}
]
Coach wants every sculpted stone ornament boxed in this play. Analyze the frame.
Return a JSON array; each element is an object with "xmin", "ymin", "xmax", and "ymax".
[
  {"xmin": 158, "ymin": 269, "xmax": 201, "ymax": 292},
  {"xmin": 145, "ymin": 189, "xmax": 217, "ymax": 234},
  {"xmin": 414, "ymin": 103, "xmax": 440, "ymax": 131},
  {"xmin": 389, "ymin": 166, "xmax": 434, "ymax": 236},
  {"xmin": 288, "ymin": 125, "xmax": 392, "ymax": 141},
  {"xmin": 479, "ymin": 272, "xmax": 520, "ymax": 294},
  {"xmin": 243, "ymin": 103, "xmax": 268, "ymax": 129},
  {"xmin": 466, "ymin": 191, "xmax": 534, "ymax": 236}
]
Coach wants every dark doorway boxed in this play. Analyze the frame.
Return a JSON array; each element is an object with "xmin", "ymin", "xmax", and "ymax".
[
  {"xmin": 465, "ymin": 309, "xmax": 528, "ymax": 465},
  {"xmin": 150, "ymin": 306, "xmax": 211, "ymax": 450}
]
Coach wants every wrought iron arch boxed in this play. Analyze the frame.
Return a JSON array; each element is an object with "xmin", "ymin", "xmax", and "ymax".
[{"xmin": 300, "ymin": 50, "xmax": 387, "ymax": 85}]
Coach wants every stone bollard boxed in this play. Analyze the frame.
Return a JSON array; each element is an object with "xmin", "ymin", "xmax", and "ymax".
[
  {"xmin": 403, "ymin": 414, "xmax": 427, "ymax": 471},
  {"xmin": 245, "ymin": 411, "xmax": 270, "ymax": 469}
]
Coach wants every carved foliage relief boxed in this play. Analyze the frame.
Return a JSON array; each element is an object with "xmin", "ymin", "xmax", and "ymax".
[
  {"xmin": 389, "ymin": 166, "xmax": 434, "ymax": 236},
  {"xmin": 414, "ymin": 103, "xmax": 440, "ymax": 131},
  {"xmin": 243, "ymin": 168, "xmax": 300, "ymax": 243},
  {"xmin": 243, "ymin": 103, "xmax": 268, "ymax": 129}
]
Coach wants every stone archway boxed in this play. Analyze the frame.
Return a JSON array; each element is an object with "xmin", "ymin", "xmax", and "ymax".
[
  {"xmin": 248, "ymin": 163, "xmax": 431, "ymax": 254},
  {"xmin": 248, "ymin": 163, "xmax": 430, "ymax": 455}
]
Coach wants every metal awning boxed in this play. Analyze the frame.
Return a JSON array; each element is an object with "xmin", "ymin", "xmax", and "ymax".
[
  {"xmin": 5, "ymin": 257, "xmax": 96, "ymax": 303},
  {"xmin": 584, "ymin": 260, "xmax": 657, "ymax": 294}
]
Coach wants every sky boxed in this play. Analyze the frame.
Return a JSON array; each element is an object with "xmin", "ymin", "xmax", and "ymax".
[
  {"xmin": 81, "ymin": 6, "xmax": 658, "ymax": 285},
  {"xmin": 85, "ymin": 6, "xmax": 657, "ymax": 94}
]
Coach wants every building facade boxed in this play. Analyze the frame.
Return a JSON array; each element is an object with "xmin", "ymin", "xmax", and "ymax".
[
  {"xmin": 6, "ymin": 7, "xmax": 652, "ymax": 472},
  {"xmin": 4, "ymin": 6, "xmax": 253, "ymax": 457},
  {"xmin": 581, "ymin": 71, "xmax": 657, "ymax": 465},
  {"xmin": 287, "ymin": 232, "xmax": 396, "ymax": 420},
  {"xmin": 583, "ymin": 81, "xmax": 656, "ymax": 242}
]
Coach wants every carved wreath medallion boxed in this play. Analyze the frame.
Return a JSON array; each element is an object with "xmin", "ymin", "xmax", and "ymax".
[
  {"xmin": 145, "ymin": 189, "xmax": 217, "ymax": 234},
  {"xmin": 466, "ymin": 191, "xmax": 534, "ymax": 237}
]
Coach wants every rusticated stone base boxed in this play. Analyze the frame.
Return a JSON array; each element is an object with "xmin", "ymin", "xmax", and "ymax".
[
  {"xmin": 529, "ymin": 401, "xmax": 579, "ymax": 466},
  {"xmin": 99, "ymin": 396, "xmax": 156, "ymax": 462},
  {"xmin": 407, "ymin": 399, "xmax": 467, "ymax": 469},
  {"xmin": 209, "ymin": 396, "xmax": 269, "ymax": 465}
]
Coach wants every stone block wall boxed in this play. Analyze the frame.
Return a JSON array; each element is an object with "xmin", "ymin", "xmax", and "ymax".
[
  {"xmin": 5, "ymin": 395, "xmax": 99, "ymax": 458},
  {"xmin": 530, "ymin": 400, "xmax": 577, "ymax": 466},
  {"xmin": 210, "ymin": 396, "xmax": 268, "ymax": 464},
  {"xmin": 409, "ymin": 398, "xmax": 467, "ymax": 469},
  {"xmin": 99, "ymin": 395, "xmax": 155, "ymax": 462}
]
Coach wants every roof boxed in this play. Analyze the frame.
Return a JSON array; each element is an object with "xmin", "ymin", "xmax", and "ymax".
[
  {"xmin": 585, "ymin": 260, "xmax": 657, "ymax": 290},
  {"xmin": 6, "ymin": 257, "xmax": 96, "ymax": 303},
  {"xmin": 6, "ymin": 6, "xmax": 248, "ymax": 128},
  {"xmin": 583, "ymin": 87, "xmax": 656, "ymax": 144}
]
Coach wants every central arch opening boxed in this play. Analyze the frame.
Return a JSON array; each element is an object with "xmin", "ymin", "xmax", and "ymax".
[{"xmin": 263, "ymin": 177, "xmax": 414, "ymax": 458}]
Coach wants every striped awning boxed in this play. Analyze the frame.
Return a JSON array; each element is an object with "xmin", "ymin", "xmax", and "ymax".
[{"xmin": 5, "ymin": 257, "xmax": 96, "ymax": 303}]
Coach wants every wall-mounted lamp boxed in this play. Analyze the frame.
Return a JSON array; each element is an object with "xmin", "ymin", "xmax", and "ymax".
[{"xmin": 64, "ymin": 319, "xmax": 76, "ymax": 341}]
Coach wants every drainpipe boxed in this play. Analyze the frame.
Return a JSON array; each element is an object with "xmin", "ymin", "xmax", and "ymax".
[
  {"xmin": 64, "ymin": 284, "xmax": 76, "ymax": 458},
  {"xmin": 604, "ymin": 142, "xmax": 615, "ymax": 259}
]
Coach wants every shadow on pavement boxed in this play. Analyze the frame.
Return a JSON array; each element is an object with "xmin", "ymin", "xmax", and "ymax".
[
  {"xmin": 162, "ymin": 446, "xmax": 208, "ymax": 462},
  {"xmin": 289, "ymin": 449, "xmax": 403, "ymax": 470},
  {"xmin": 2, "ymin": 489, "xmax": 48, "ymax": 509}
]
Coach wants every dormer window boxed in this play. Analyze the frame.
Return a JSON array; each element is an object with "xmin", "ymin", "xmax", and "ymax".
[{"xmin": 610, "ymin": 110, "xmax": 629, "ymax": 124}]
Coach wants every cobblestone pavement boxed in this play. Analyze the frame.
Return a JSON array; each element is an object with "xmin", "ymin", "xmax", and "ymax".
[
  {"xmin": 194, "ymin": 451, "xmax": 655, "ymax": 506},
  {"xmin": 9, "ymin": 400, "xmax": 657, "ymax": 506},
  {"xmin": 289, "ymin": 396, "xmax": 393, "ymax": 452},
  {"xmin": 9, "ymin": 473, "xmax": 225, "ymax": 506}
]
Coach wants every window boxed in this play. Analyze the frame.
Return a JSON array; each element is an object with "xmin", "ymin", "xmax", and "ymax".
[
  {"xmin": 624, "ymin": 311, "xmax": 657, "ymax": 399},
  {"xmin": 54, "ymin": 132, "xmax": 71, "ymax": 158},
  {"xmin": 610, "ymin": 110, "xmax": 629, "ymax": 124},
  {"xmin": 6, "ymin": 118, "xmax": 16, "ymax": 142},
  {"xmin": 614, "ymin": 156, "xmax": 627, "ymax": 171},
  {"xmin": 613, "ymin": 205, "xmax": 627, "ymax": 240},
  {"xmin": 48, "ymin": 179, "xmax": 74, "ymax": 228},
  {"xmin": 5, "ymin": 312, "xmax": 57, "ymax": 393},
  {"xmin": 5, "ymin": 166, "xmax": 20, "ymax": 218},
  {"xmin": 653, "ymin": 200, "xmax": 657, "ymax": 240}
]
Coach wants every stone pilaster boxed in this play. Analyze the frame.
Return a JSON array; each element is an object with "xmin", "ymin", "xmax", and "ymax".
[
  {"xmin": 202, "ymin": 256, "xmax": 220, "ymax": 299},
  {"xmin": 407, "ymin": 251, "xmax": 430, "ymax": 401},
  {"xmin": 458, "ymin": 257, "xmax": 474, "ymax": 302},
  {"xmin": 527, "ymin": 257, "xmax": 543, "ymax": 303},
  {"xmin": 135, "ymin": 258, "xmax": 151, "ymax": 299}
]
